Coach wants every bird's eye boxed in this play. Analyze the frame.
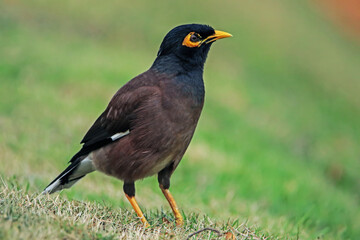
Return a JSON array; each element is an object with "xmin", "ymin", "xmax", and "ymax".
[
  {"xmin": 182, "ymin": 32, "xmax": 202, "ymax": 48},
  {"xmin": 190, "ymin": 34, "xmax": 200, "ymax": 42}
]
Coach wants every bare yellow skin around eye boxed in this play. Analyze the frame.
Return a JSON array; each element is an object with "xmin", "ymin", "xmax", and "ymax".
[
  {"xmin": 182, "ymin": 32, "xmax": 201, "ymax": 48},
  {"xmin": 182, "ymin": 30, "xmax": 232, "ymax": 48}
]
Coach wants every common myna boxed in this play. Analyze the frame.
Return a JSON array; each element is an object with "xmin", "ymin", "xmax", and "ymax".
[{"xmin": 43, "ymin": 24, "xmax": 232, "ymax": 227}]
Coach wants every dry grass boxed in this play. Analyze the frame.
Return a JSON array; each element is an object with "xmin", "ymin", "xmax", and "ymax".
[{"xmin": 0, "ymin": 176, "xmax": 271, "ymax": 240}]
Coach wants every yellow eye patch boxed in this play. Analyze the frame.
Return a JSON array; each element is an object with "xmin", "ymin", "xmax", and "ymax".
[{"xmin": 182, "ymin": 32, "xmax": 202, "ymax": 48}]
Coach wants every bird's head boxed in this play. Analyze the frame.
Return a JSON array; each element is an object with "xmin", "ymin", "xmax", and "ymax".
[{"xmin": 156, "ymin": 24, "xmax": 232, "ymax": 68}]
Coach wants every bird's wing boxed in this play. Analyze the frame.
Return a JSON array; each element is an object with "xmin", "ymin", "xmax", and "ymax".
[{"xmin": 69, "ymin": 83, "xmax": 159, "ymax": 163}]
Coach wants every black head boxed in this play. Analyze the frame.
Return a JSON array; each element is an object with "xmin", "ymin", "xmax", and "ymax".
[{"xmin": 156, "ymin": 24, "xmax": 232, "ymax": 68}]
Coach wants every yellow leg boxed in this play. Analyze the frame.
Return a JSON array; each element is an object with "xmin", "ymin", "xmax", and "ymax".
[
  {"xmin": 125, "ymin": 194, "xmax": 150, "ymax": 227},
  {"xmin": 160, "ymin": 185, "xmax": 184, "ymax": 226}
]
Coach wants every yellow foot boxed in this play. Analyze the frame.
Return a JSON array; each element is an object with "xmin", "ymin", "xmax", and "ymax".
[{"xmin": 175, "ymin": 216, "xmax": 184, "ymax": 227}]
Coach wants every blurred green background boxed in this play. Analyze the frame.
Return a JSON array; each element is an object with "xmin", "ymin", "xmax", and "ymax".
[{"xmin": 1, "ymin": 0, "xmax": 359, "ymax": 239}]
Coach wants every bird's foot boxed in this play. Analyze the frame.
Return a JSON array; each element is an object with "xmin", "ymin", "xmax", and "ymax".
[
  {"xmin": 175, "ymin": 216, "xmax": 184, "ymax": 227},
  {"xmin": 140, "ymin": 217, "xmax": 150, "ymax": 228}
]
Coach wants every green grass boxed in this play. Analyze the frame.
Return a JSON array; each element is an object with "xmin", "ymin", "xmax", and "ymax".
[{"xmin": 1, "ymin": 0, "xmax": 360, "ymax": 239}]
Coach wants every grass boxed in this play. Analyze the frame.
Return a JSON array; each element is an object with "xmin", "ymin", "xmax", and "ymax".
[
  {"xmin": 1, "ymin": 0, "xmax": 360, "ymax": 239},
  {"xmin": 0, "ymin": 177, "xmax": 267, "ymax": 239}
]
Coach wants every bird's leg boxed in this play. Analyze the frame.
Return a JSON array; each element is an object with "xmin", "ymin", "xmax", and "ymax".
[
  {"xmin": 160, "ymin": 185, "xmax": 184, "ymax": 226},
  {"xmin": 123, "ymin": 182, "xmax": 149, "ymax": 227},
  {"xmin": 158, "ymin": 168, "xmax": 184, "ymax": 226}
]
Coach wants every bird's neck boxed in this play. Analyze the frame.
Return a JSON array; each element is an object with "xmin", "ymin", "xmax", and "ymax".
[
  {"xmin": 151, "ymin": 53, "xmax": 205, "ymax": 75},
  {"xmin": 151, "ymin": 54, "xmax": 205, "ymax": 106}
]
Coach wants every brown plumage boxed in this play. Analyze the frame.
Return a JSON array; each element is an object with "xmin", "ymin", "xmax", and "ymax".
[
  {"xmin": 43, "ymin": 24, "xmax": 232, "ymax": 226},
  {"xmin": 91, "ymin": 69, "xmax": 203, "ymax": 181}
]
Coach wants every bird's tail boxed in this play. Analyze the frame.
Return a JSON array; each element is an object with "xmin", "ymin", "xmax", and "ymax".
[{"xmin": 42, "ymin": 154, "xmax": 95, "ymax": 194}]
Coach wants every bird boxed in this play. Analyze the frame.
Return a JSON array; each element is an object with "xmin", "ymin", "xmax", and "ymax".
[{"xmin": 43, "ymin": 24, "xmax": 232, "ymax": 227}]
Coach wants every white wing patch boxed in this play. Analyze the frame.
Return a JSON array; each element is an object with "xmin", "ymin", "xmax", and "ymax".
[
  {"xmin": 43, "ymin": 131, "xmax": 129, "ymax": 195},
  {"xmin": 111, "ymin": 130, "xmax": 130, "ymax": 141}
]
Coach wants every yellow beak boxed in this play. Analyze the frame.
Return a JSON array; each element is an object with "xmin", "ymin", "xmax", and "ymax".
[
  {"xmin": 213, "ymin": 30, "xmax": 233, "ymax": 40},
  {"xmin": 204, "ymin": 30, "xmax": 232, "ymax": 44}
]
